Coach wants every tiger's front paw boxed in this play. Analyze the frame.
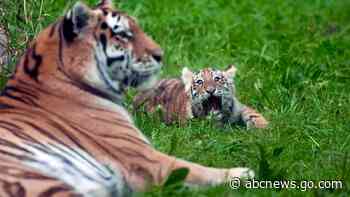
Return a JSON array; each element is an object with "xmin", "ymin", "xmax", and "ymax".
[
  {"xmin": 211, "ymin": 110, "xmax": 224, "ymax": 121},
  {"xmin": 227, "ymin": 167, "xmax": 255, "ymax": 180},
  {"xmin": 246, "ymin": 115, "xmax": 268, "ymax": 129},
  {"xmin": 210, "ymin": 110, "xmax": 228, "ymax": 128}
]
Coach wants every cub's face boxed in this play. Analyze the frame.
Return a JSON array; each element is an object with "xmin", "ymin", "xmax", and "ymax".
[{"xmin": 182, "ymin": 66, "xmax": 237, "ymax": 106}]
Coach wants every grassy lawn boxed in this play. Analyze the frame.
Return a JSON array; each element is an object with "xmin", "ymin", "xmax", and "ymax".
[{"xmin": 1, "ymin": 0, "xmax": 350, "ymax": 196}]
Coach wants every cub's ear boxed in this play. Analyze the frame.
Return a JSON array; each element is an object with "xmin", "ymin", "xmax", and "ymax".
[
  {"xmin": 97, "ymin": 0, "xmax": 114, "ymax": 8},
  {"xmin": 63, "ymin": 2, "xmax": 92, "ymax": 42},
  {"xmin": 224, "ymin": 65, "xmax": 237, "ymax": 78},
  {"xmin": 181, "ymin": 67, "xmax": 193, "ymax": 92}
]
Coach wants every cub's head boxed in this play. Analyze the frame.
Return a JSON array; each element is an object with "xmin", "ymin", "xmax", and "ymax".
[
  {"xmin": 181, "ymin": 66, "xmax": 237, "ymax": 105},
  {"xmin": 20, "ymin": 0, "xmax": 163, "ymax": 101}
]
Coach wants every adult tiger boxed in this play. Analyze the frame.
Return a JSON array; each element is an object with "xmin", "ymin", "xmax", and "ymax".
[{"xmin": 0, "ymin": 1, "xmax": 253, "ymax": 196}]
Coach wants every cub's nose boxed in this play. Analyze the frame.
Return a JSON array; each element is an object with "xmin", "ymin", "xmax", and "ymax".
[
  {"xmin": 150, "ymin": 48, "xmax": 163, "ymax": 63},
  {"xmin": 206, "ymin": 87, "xmax": 216, "ymax": 95}
]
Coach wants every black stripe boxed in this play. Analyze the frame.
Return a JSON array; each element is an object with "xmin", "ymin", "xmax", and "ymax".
[
  {"xmin": 3, "ymin": 86, "xmax": 38, "ymax": 99},
  {"xmin": 47, "ymin": 118, "xmax": 87, "ymax": 151},
  {"xmin": 16, "ymin": 78, "xmax": 117, "ymax": 113},
  {"xmin": 74, "ymin": 80, "xmax": 122, "ymax": 104},
  {"xmin": 39, "ymin": 185, "xmax": 72, "ymax": 197},
  {"xmin": 3, "ymin": 179, "xmax": 26, "ymax": 197},
  {"xmin": 0, "ymin": 121, "xmax": 39, "ymax": 144},
  {"xmin": 58, "ymin": 21, "xmax": 65, "ymax": 66},
  {"xmin": 100, "ymin": 34, "xmax": 107, "ymax": 51},
  {"xmin": 23, "ymin": 44, "xmax": 42, "ymax": 82},
  {"xmin": 62, "ymin": 16, "xmax": 77, "ymax": 42},
  {"xmin": 13, "ymin": 118, "xmax": 70, "ymax": 149},
  {"xmin": 0, "ymin": 149, "xmax": 36, "ymax": 162},
  {"xmin": 0, "ymin": 103, "xmax": 14, "ymax": 109},
  {"xmin": 107, "ymin": 55, "xmax": 125, "ymax": 67},
  {"xmin": 0, "ymin": 138, "xmax": 34, "ymax": 155},
  {"xmin": 96, "ymin": 132, "xmax": 149, "ymax": 146},
  {"xmin": 1, "ymin": 90, "xmax": 39, "ymax": 107},
  {"xmin": 0, "ymin": 165, "xmax": 53, "ymax": 180},
  {"xmin": 49, "ymin": 22, "xmax": 58, "ymax": 37},
  {"xmin": 66, "ymin": 121, "xmax": 128, "ymax": 170}
]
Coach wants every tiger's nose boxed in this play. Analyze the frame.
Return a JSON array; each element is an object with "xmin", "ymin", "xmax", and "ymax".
[
  {"xmin": 206, "ymin": 87, "xmax": 216, "ymax": 94},
  {"xmin": 150, "ymin": 48, "xmax": 163, "ymax": 63}
]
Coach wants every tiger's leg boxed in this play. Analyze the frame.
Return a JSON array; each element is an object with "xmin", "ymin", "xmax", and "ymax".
[
  {"xmin": 124, "ymin": 148, "xmax": 254, "ymax": 190},
  {"xmin": 165, "ymin": 155, "xmax": 254, "ymax": 186},
  {"xmin": 215, "ymin": 91, "xmax": 242, "ymax": 126},
  {"xmin": 240, "ymin": 106, "xmax": 268, "ymax": 129},
  {"xmin": 133, "ymin": 90, "xmax": 158, "ymax": 113},
  {"xmin": 218, "ymin": 89, "xmax": 268, "ymax": 129}
]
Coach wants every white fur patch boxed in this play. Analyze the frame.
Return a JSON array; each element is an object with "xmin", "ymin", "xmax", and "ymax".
[
  {"xmin": 181, "ymin": 67, "xmax": 193, "ymax": 92},
  {"xmin": 23, "ymin": 143, "xmax": 126, "ymax": 197},
  {"xmin": 93, "ymin": 41, "xmax": 123, "ymax": 98},
  {"xmin": 106, "ymin": 13, "xmax": 130, "ymax": 34}
]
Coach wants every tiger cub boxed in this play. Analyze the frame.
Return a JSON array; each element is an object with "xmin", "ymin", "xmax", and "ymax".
[{"xmin": 133, "ymin": 65, "xmax": 268, "ymax": 128}]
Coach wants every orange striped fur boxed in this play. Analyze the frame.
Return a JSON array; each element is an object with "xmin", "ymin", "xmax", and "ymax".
[
  {"xmin": 0, "ymin": 1, "xmax": 253, "ymax": 196},
  {"xmin": 133, "ymin": 78, "xmax": 191, "ymax": 124}
]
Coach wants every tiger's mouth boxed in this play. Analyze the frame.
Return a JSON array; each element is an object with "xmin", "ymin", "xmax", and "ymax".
[
  {"xmin": 128, "ymin": 58, "xmax": 162, "ymax": 90},
  {"xmin": 95, "ymin": 40, "xmax": 162, "ymax": 101},
  {"xmin": 96, "ymin": 53, "xmax": 124, "ymax": 95},
  {"xmin": 98, "ymin": 53, "xmax": 161, "ymax": 94},
  {"xmin": 202, "ymin": 95, "xmax": 222, "ymax": 112}
]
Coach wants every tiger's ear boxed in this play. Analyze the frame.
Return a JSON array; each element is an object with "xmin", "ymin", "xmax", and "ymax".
[
  {"xmin": 97, "ymin": 0, "xmax": 114, "ymax": 8},
  {"xmin": 224, "ymin": 65, "xmax": 237, "ymax": 78},
  {"xmin": 63, "ymin": 2, "xmax": 92, "ymax": 42},
  {"xmin": 181, "ymin": 67, "xmax": 193, "ymax": 92}
]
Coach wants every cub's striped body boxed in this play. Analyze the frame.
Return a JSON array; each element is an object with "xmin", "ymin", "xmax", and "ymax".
[
  {"xmin": 134, "ymin": 66, "xmax": 268, "ymax": 128},
  {"xmin": 0, "ymin": 1, "xmax": 253, "ymax": 196},
  {"xmin": 133, "ymin": 79, "xmax": 191, "ymax": 124}
]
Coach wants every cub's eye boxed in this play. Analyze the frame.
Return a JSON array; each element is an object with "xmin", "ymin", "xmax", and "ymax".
[
  {"xmin": 117, "ymin": 31, "xmax": 133, "ymax": 39},
  {"xmin": 214, "ymin": 76, "xmax": 221, "ymax": 82},
  {"xmin": 195, "ymin": 79, "xmax": 204, "ymax": 85}
]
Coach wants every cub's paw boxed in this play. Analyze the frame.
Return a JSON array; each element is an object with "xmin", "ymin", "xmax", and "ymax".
[
  {"xmin": 246, "ymin": 115, "xmax": 269, "ymax": 129},
  {"xmin": 211, "ymin": 110, "xmax": 224, "ymax": 121}
]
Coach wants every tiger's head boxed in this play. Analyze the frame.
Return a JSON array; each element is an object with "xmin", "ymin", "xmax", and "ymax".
[
  {"xmin": 13, "ymin": 0, "xmax": 163, "ymax": 102},
  {"xmin": 181, "ymin": 66, "xmax": 237, "ymax": 106}
]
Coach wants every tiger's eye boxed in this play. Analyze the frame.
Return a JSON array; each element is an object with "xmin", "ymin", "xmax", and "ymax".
[
  {"xmin": 196, "ymin": 79, "xmax": 204, "ymax": 85},
  {"xmin": 118, "ymin": 31, "xmax": 133, "ymax": 39},
  {"xmin": 214, "ymin": 76, "xmax": 221, "ymax": 82}
]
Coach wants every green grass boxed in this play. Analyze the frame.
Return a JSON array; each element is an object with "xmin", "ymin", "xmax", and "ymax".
[{"xmin": 1, "ymin": 0, "xmax": 350, "ymax": 196}]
